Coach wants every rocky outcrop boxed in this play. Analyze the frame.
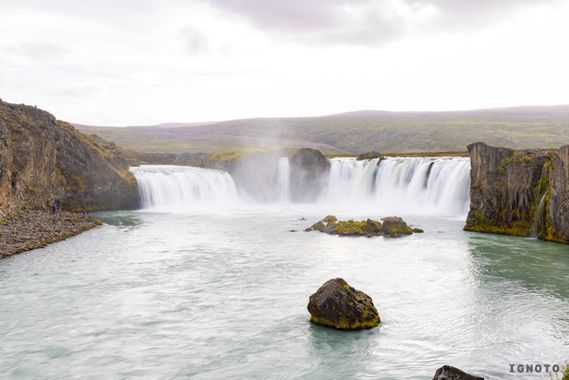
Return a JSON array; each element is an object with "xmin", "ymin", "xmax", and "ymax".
[
  {"xmin": 546, "ymin": 145, "xmax": 569, "ymax": 242},
  {"xmin": 432, "ymin": 365, "xmax": 484, "ymax": 380},
  {"xmin": 306, "ymin": 215, "xmax": 420, "ymax": 237},
  {"xmin": 0, "ymin": 99, "xmax": 139, "ymax": 219},
  {"xmin": 357, "ymin": 151, "xmax": 383, "ymax": 160},
  {"xmin": 307, "ymin": 278, "xmax": 380, "ymax": 330},
  {"xmin": 464, "ymin": 142, "xmax": 569, "ymax": 244},
  {"xmin": 289, "ymin": 148, "xmax": 330, "ymax": 202}
]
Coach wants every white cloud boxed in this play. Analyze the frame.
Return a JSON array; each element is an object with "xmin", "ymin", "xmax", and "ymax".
[{"xmin": 0, "ymin": 0, "xmax": 567, "ymax": 125}]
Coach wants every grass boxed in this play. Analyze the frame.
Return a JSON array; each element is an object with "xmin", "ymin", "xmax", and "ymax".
[{"xmin": 74, "ymin": 106, "xmax": 569, "ymax": 155}]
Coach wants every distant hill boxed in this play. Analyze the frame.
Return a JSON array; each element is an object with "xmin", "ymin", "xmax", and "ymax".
[{"xmin": 74, "ymin": 105, "xmax": 569, "ymax": 154}]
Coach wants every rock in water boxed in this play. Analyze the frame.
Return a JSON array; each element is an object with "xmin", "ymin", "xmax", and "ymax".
[
  {"xmin": 307, "ymin": 278, "xmax": 381, "ymax": 330},
  {"xmin": 381, "ymin": 216, "xmax": 414, "ymax": 237},
  {"xmin": 432, "ymin": 366, "xmax": 484, "ymax": 380}
]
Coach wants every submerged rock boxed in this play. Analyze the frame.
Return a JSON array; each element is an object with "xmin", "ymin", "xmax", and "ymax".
[
  {"xmin": 432, "ymin": 365, "xmax": 484, "ymax": 380},
  {"xmin": 307, "ymin": 278, "xmax": 380, "ymax": 330},
  {"xmin": 381, "ymin": 216, "xmax": 414, "ymax": 237}
]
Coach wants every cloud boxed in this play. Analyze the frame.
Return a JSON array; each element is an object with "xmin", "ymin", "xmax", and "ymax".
[
  {"xmin": 180, "ymin": 26, "xmax": 210, "ymax": 54},
  {"xmin": 201, "ymin": 0, "xmax": 554, "ymax": 46},
  {"xmin": 9, "ymin": 41, "xmax": 68, "ymax": 61}
]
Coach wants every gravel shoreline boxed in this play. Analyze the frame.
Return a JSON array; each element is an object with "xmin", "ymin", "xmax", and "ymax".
[{"xmin": 0, "ymin": 210, "xmax": 101, "ymax": 259}]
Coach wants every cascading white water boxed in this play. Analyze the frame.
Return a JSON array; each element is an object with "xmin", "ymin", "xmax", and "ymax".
[
  {"xmin": 277, "ymin": 157, "xmax": 291, "ymax": 202},
  {"xmin": 130, "ymin": 157, "xmax": 471, "ymax": 216},
  {"xmin": 131, "ymin": 165, "xmax": 239, "ymax": 211},
  {"xmin": 324, "ymin": 157, "xmax": 471, "ymax": 216}
]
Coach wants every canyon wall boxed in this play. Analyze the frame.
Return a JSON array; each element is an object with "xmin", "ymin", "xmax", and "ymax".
[
  {"xmin": 0, "ymin": 99, "xmax": 139, "ymax": 219},
  {"xmin": 465, "ymin": 142, "xmax": 569, "ymax": 244}
]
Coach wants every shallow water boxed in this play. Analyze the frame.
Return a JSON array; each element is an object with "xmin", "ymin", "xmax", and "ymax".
[{"xmin": 1, "ymin": 206, "xmax": 568, "ymax": 379}]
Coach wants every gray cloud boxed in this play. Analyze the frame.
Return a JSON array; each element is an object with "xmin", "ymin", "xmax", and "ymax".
[
  {"xmin": 201, "ymin": 0, "xmax": 554, "ymax": 46},
  {"xmin": 180, "ymin": 26, "xmax": 210, "ymax": 54}
]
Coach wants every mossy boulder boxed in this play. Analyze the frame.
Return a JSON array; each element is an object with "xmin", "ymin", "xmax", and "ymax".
[
  {"xmin": 307, "ymin": 278, "xmax": 380, "ymax": 330},
  {"xmin": 412, "ymin": 227, "xmax": 424, "ymax": 233},
  {"xmin": 432, "ymin": 365, "xmax": 484, "ymax": 380},
  {"xmin": 335, "ymin": 220, "xmax": 368, "ymax": 236},
  {"xmin": 381, "ymin": 216, "xmax": 414, "ymax": 237}
]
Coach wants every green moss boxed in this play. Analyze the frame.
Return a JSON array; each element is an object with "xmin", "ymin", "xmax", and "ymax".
[
  {"xmin": 343, "ymin": 283, "xmax": 351, "ymax": 292},
  {"xmin": 322, "ymin": 215, "xmax": 338, "ymax": 224},
  {"xmin": 335, "ymin": 220, "xmax": 368, "ymax": 236},
  {"xmin": 562, "ymin": 365, "xmax": 569, "ymax": 380},
  {"xmin": 465, "ymin": 209, "xmax": 531, "ymax": 236}
]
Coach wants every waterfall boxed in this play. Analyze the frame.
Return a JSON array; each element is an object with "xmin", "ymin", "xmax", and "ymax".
[
  {"xmin": 131, "ymin": 165, "xmax": 239, "ymax": 211},
  {"xmin": 324, "ymin": 157, "xmax": 471, "ymax": 216},
  {"xmin": 130, "ymin": 157, "xmax": 471, "ymax": 216},
  {"xmin": 277, "ymin": 157, "xmax": 291, "ymax": 202}
]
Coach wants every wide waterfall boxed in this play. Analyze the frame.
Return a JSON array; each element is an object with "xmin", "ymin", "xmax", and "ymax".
[
  {"xmin": 131, "ymin": 165, "xmax": 239, "ymax": 211},
  {"xmin": 131, "ymin": 157, "xmax": 471, "ymax": 216},
  {"xmin": 324, "ymin": 157, "xmax": 471, "ymax": 215}
]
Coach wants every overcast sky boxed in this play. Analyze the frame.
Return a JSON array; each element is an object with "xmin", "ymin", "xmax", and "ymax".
[{"xmin": 1, "ymin": 0, "xmax": 568, "ymax": 125}]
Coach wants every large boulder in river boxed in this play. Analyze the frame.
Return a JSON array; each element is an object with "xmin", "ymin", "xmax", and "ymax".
[
  {"xmin": 307, "ymin": 278, "xmax": 381, "ymax": 330},
  {"xmin": 432, "ymin": 365, "xmax": 484, "ymax": 380},
  {"xmin": 381, "ymin": 216, "xmax": 414, "ymax": 237},
  {"xmin": 289, "ymin": 148, "xmax": 330, "ymax": 202}
]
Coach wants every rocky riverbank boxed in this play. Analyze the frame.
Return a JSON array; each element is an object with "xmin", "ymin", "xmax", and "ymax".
[{"xmin": 0, "ymin": 210, "xmax": 101, "ymax": 259}]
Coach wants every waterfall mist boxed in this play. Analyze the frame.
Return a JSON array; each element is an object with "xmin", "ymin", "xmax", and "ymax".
[{"xmin": 131, "ymin": 157, "xmax": 471, "ymax": 216}]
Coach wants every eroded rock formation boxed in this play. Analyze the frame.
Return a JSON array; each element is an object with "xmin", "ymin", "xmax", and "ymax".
[
  {"xmin": 0, "ymin": 99, "xmax": 139, "ymax": 219},
  {"xmin": 289, "ymin": 148, "xmax": 330, "ymax": 202},
  {"xmin": 465, "ymin": 142, "xmax": 569, "ymax": 244}
]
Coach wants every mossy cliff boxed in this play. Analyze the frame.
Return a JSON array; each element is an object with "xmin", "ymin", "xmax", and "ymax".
[
  {"xmin": 0, "ymin": 99, "xmax": 139, "ymax": 219},
  {"xmin": 464, "ymin": 142, "xmax": 569, "ymax": 244}
]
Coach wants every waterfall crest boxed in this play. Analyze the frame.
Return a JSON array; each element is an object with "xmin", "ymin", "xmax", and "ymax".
[
  {"xmin": 324, "ymin": 157, "xmax": 471, "ymax": 215},
  {"xmin": 131, "ymin": 165, "xmax": 239, "ymax": 211},
  {"xmin": 131, "ymin": 157, "xmax": 470, "ymax": 216}
]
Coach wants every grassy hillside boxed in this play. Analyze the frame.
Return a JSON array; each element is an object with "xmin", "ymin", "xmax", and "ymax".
[{"xmin": 74, "ymin": 105, "xmax": 569, "ymax": 154}]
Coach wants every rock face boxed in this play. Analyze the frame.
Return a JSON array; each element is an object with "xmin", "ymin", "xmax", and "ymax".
[
  {"xmin": 432, "ymin": 365, "xmax": 484, "ymax": 380},
  {"xmin": 306, "ymin": 215, "xmax": 419, "ymax": 237},
  {"xmin": 289, "ymin": 148, "xmax": 330, "ymax": 202},
  {"xmin": 0, "ymin": 99, "xmax": 139, "ymax": 219},
  {"xmin": 464, "ymin": 142, "xmax": 569, "ymax": 243},
  {"xmin": 307, "ymin": 278, "xmax": 381, "ymax": 330}
]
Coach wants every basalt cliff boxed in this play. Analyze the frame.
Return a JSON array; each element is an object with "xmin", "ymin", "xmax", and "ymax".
[
  {"xmin": 465, "ymin": 142, "xmax": 569, "ymax": 244},
  {"xmin": 0, "ymin": 99, "xmax": 139, "ymax": 220}
]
